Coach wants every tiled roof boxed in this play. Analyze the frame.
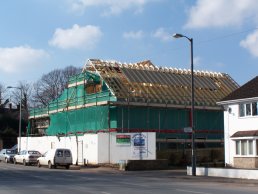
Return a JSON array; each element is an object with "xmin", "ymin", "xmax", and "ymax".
[
  {"xmin": 84, "ymin": 59, "xmax": 239, "ymax": 108},
  {"xmin": 231, "ymin": 130, "xmax": 258, "ymax": 138},
  {"xmin": 221, "ymin": 76, "xmax": 258, "ymax": 102}
]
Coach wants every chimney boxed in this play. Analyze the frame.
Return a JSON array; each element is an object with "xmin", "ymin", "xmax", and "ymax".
[{"xmin": 9, "ymin": 103, "xmax": 12, "ymax": 110}]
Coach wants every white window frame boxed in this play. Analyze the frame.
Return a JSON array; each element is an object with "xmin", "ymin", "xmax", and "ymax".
[
  {"xmin": 239, "ymin": 102, "xmax": 258, "ymax": 117},
  {"xmin": 235, "ymin": 139, "xmax": 256, "ymax": 157}
]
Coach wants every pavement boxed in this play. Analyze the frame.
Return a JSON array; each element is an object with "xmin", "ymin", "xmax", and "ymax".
[{"xmin": 71, "ymin": 165, "xmax": 258, "ymax": 185}]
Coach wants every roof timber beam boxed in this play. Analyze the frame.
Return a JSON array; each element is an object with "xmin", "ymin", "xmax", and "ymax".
[{"xmin": 86, "ymin": 59, "xmax": 239, "ymax": 107}]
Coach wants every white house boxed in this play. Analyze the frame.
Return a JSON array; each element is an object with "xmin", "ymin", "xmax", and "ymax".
[{"xmin": 218, "ymin": 76, "xmax": 258, "ymax": 168}]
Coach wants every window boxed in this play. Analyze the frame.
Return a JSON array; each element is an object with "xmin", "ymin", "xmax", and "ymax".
[
  {"xmin": 239, "ymin": 102, "xmax": 258, "ymax": 117},
  {"xmin": 239, "ymin": 104, "xmax": 245, "ymax": 117},
  {"xmin": 235, "ymin": 139, "xmax": 254, "ymax": 156},
  {"xmin": 252, "ymin": 102, "xmax": 258, "ymax": 116},
  {"xmin": 256, "ymin": 140, "xmax": 258, "ymax": 155},
  {"xmin": 241, "ymin": 140, "xmax": 247, "ymax": 155},
  {"xmin": 246, "ymin": 104, "xmax": 251, "ymax": 116},
  {"xmin": 249, "ymin": 141, "xmax": 253, "ymax": 155},
  {"xmin": 64, "ymin": 150, "xmax": 71, "ymax": 157},
  {"xmin": 28, "ymin": 151, "xmax": 40, "ymax": 155},
  {"xmin": 56, "ymin": 150, "xmax": 63, "ymax": 157},
  {"xmin": 236, "ymin": 141, "xmax": 240, "ymax": 155},
  {"xmin": 6, "ymin": 150, "xmax": 16, "ymax": 154}
]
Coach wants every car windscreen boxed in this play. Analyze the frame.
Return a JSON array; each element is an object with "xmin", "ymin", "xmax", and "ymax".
[
  {"xmin": 6, "ymin": 150, "xmax": 16, "ymax": 154},
  {"xmin": 28, "ymin": 151, "xmax": 40, "ymax": 155}
]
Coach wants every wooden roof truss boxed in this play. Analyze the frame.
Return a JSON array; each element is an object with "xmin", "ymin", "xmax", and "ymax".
[{"xmin": 84, "ymin": 59, "xmax": 239, "ymax": 108}]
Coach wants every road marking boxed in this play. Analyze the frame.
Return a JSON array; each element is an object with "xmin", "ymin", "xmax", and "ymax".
[{"xmin": 176, "ymin": 189, "xmax": 212, "ymax": 194}]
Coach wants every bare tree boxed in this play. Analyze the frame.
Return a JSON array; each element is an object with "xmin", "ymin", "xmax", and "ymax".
[
  {"xmin": 0, "ymin": 83, "xmax": 7, "ymax": 107},
  {"xmin": 11, "ymin": 81, "xmax": 32, "ymax": 119},
  {"xmin": 63, "ymin": 66, "xmax": 82, "ymax": 86},
  {"xmin": 32, "ymin": 66, "xmax": 81, "ymax": 106}
]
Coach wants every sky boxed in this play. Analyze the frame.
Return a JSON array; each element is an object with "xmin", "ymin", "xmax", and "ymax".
[{"xmin": 1, "ymin": 0, "xmax": 258, "ymax": 87}]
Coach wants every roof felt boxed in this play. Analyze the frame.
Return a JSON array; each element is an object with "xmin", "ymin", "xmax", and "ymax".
[
  {"xmin": 231, "ymin": 130, "xmax": 258, "ymax": 138},
  {"xmin": 84, "ymin": 59, "xmax": 239, "ymax": 108},
  {"xmin": 221, "ymin": 76, "xmax": 258, "ymax": 102}
]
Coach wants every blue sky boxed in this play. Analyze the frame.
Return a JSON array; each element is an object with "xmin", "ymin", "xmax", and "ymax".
[{"xmin": 1, "ymin": 0, "xmax": 258, "ymax": 87}]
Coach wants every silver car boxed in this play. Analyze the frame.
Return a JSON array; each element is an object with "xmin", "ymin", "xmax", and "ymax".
[
  {"xmin": 14, "ymin": 150, "xmax": 42, "ymax": 166},
  {"xmin": 0, "ymin": 149, "xmax": 17, "ymax": 163}
]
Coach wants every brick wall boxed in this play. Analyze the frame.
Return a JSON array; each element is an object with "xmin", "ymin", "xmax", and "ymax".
[
  {"xmin": 126, "ymin": 159, "xmax": 169, "ymax": 170},
  {"xmin": 157, "ymin": 148, "xmax": 224, "ymax": 166},
  {"xmin": 234, "ymin": 157, "xmax": 258, "ymax": 168}
]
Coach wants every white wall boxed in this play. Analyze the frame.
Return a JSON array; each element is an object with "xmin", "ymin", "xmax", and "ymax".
[
  {"xmin": 97, "ymin": 133, "xmax": 110, "ymax": 163},
  {"xmin": 187, "ymin": 166, "xmax": 258, "ymax": 180},
  {"xmin": 224, "ymin": 104, "xmax": 258, "ymax": 166},
  {"xmin": 82, "ymin": 134, "xmax": 99, "ymax": 164},
  {"xmin": 109, "ymin": 132, "xmax": 156, "ymax": 163},
  {"xmin": 20, "ymin": 132, "xmax": 156, "ymax": 165},
  {"xmin": 21, "ymin": 136, "xmax": 80, "ymax": 164}
]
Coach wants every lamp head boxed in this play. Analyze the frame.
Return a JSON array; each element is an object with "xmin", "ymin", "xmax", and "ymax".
[{"xmin": 173, "ymin": 33, "xmax": 184, "ymax": 38}]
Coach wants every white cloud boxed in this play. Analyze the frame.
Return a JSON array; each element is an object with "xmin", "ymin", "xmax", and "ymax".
[
  {"xmin": 153, "ymin": 28, "xmax": 171, "ymax": 42},
  {"xmin": 193, "ymin": 56, "xmax": 201, "ymax": 66},
  {"xmin": 123, "ymin": 30, "xmax": 144, "ymax": 39},
  {"xmin": 0, "ymin": 46, "xmax": 48, "ymax": 73},
  {"xmin": 240, "ymin": 30, "xmax": 258, "ymax": 57},
  {"xmin": 70, "ymin": 0, "xmax": 151, "ymax": 15},
  {"xmin": 49, "ymin": 24, "xmax": 102, "ymax": 49},
  {"xmin": 185, "ymin": 0, "xmax": 258, "ymax": 29}
]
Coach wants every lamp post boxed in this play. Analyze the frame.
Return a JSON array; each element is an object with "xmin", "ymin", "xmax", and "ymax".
[
  {"xmin": 173, "ymin": 33, "xmax": 196, "ymax": 176},
  {"xmin": 7, "ymin": 86, "xmax": 22, "ymax": 153}
]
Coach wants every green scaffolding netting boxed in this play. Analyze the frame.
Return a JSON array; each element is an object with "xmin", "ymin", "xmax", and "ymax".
[
  {"xmin": 32, "ymin": 104, "xmax": 223, "ymax": 141},
  {"xmin": 29, "ymin": 70, "xmax": 115, "ymax": 117},
  {"xmin": 46, "ymin": 106, "xmax": 109, "ymax": 135},
  {"xmin": 110, "ymin": 106, "xmax": 224, "ymax": 139}
]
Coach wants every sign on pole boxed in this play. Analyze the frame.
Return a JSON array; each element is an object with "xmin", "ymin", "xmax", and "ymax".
[{"xmin": 183, "ymin": 127, "xmax": 192, "ymax": 133}]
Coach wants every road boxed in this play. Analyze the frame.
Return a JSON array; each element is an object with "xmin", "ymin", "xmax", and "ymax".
[{"xmin": 0, "ymin": 162, "xmax": 258, "ymax": 194}]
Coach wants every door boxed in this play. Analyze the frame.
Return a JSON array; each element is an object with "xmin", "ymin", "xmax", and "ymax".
[
  {"xmin": 16, "ymin": 151, "xmax": 23, "ymax": 163},
  {"xmin": 55, "ymin": 149, "xmax": 64, "ymax": 164},
  {"xmin": 77, "ymin": 141, "xmax": 83, "ymax": 165}
]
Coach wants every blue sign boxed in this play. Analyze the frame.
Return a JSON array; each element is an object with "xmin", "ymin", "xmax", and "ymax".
[{"xmin": 132, "ymin": 133, "xmax": 146, "ymax": 147}]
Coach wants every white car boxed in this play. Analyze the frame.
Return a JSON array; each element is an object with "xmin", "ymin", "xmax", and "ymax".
[
  {"xmin": 37, "ymin": 148, "xmax": 73, "ymax": 169},
  {"xmin": 0, "ymin": 149, "xmax": 17, "ymax": 163},
  {"xmin": 14, "ymin": 150, "xmax": 42, "ymax": 166}
]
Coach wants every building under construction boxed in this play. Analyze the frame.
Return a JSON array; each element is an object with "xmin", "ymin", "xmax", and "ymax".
[{"xmin": 29, "ymin": 59, "xmax": 239, "ymax": 149}]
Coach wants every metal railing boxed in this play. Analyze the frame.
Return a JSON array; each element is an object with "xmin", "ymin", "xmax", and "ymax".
[{"xmin": 29, "ymin": 91, "xmax": 116, "ymax": 117}]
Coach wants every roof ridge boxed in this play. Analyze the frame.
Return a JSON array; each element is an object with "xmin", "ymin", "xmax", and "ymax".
[
  {"xmin": 87, "ymin": 58, "xmax": 226, "ymax": 78},
  {"xmin": 220, "ymin": 75, "xmax": 258, "ymax": 102}
]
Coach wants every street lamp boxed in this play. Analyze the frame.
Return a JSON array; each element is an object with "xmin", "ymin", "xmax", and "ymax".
[
  {"xmin": 7, "ymin": 86, "xmax": 22, "ymax": 153},
  {"xmin": 173, "ymin": 33, "xmax": 196, "ymax": 176}
]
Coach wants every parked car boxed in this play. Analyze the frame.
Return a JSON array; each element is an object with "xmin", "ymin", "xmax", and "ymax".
[
  {"xmin": 37, "ymin": 148, "xmax": 73, "ymax": 169},
  {"xmin": 14, "ymin": 150, "xmax": 42, "ymax": 166},
  {"xmin": 0, "ymin": 149, "xmax": 17, "ymax": 163}
]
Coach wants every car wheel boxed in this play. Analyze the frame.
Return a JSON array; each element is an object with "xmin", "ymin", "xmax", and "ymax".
[
  {"xmin": 23, "ymin": 159, "xmax": 27, "ymax": 166},
  {"xmin": 48, "ymin": 161, "xmax": 53, "ymax": 169},
  {"xmin": 14, "ymin": 159, "xmax": 16, "ymax": 165},
  {"xmin": 37, "ymin": 161, "xmax": 41, "ymax": 168},
  {"xmin": 5, "ymin": 158, "xmax": 8, "ymax": 163},
  {"xmin": 65, "ymin": 165, "xmax": 70, "ymax": 169}
]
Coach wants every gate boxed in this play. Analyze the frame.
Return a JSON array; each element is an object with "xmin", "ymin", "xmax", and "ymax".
[{"xmin": 77, "ymin": 140, "xmax": 84, "ymax": 165}]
